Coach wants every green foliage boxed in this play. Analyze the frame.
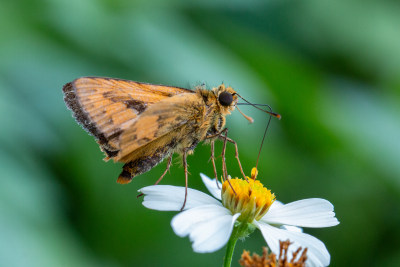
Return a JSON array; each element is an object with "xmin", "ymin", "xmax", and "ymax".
[{"xmin": 1, "ymin": 0, "xmax": 400, "ymax": 266}]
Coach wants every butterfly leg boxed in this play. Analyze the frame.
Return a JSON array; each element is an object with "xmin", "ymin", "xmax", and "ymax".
[
  {"xmin": 218, "ymin": 129, "xmax": 239, "ymax": 195},
  {"xmin": 220, "ymin": 128, "xmax": 229, "ymax": 181},
  {"xmin": 154, "ymin": 154, "xmax": 173, "ymax": 186},
  {"xmin": 210, "ymin": 140, "xmax": 220, "ymax": 189},
  {"xmin": 206, "ymin": 130, "xmax": 238, "ymax": 195},
  {"xmin": 180, "ymin": 149, "xmax": 189, "ymax": 211},
  {"xmin": 205, "ymin": 129, "xmax": 243, "ymax": 180},
  {"xmin": 217, "ymin": 135, "xmax": 247, "ymax": 181},
  {"xmin": 205, "ymin": 129, "xmax": 229, "ymax": 180},
  {"xmin": 137, "ymin": 154, "xmax": 173, "ymax": 198}
]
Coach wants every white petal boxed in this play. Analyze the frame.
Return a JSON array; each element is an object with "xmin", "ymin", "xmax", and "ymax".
[
  {"xmin": 262, "ymin": 198, "xmax": 339, "ymax": 228},
  {"xmin": 139, "ymin": 185, "xmax": 221, "ymax": 211},
  {"xmin": 171, "ymin": 204, "xmax": 231, "ymax": 237},
  {"xmin": 268, "ymin": 200, "xmax": 284, "ymax": 211},
  {"xmin": 190, "ymin": 213, "xmax": 241, "ymax": 253},
  {"xmin": 255, "ymin": 221, "xmax": 330, "ymax": 267},
  {"xmin": 281, "ymin": 225, "xmax": 303, "ymax": 233},
  {"xmin": 200, "ymin": 173, "xmax": 222, "ymax": 200}
]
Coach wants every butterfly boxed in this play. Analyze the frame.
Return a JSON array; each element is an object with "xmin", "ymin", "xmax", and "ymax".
[{"xmin": 63, "ymin": 77, "xmax": 280, "ymax": 208}]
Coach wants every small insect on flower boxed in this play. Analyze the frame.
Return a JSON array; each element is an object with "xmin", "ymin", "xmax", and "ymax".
[{"xmin": 62, "ymin": 77, "xmax": 280, "ymax": 208}]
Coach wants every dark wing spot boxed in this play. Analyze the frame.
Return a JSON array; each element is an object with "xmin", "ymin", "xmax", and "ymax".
[
  {"xmin": 102, "ymin": 147, "xmax": 119, "ymax": 158},
  {"xmin": 108, "ymin": 129, "xmax": 123, "ymax": 140},
  {"xmin": 157, "ymin": 114, "xmax": 169, "ymax": 122},
  {"xmin": 103, "ymin": 91, "xmax": 113, "ymax": 98},
  {"xmin": 124, "ymin": 100, "xmax": 147, "ymax": 114},
  {"xmin": 110, "ymin": 96, "xmax": 128, "ymax": 102},
  {"xmin": 104, "ymin": 92, "xmax": 147, "ymax": 115}
]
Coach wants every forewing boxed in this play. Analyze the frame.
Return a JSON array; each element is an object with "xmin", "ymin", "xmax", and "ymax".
[
  {"xmin": 116, "ymin": 93, "xmax": 205, "ymax": 162},
  {"xmin": 62, "ymin": 77, "xmax": 193, "ymax": 157}
]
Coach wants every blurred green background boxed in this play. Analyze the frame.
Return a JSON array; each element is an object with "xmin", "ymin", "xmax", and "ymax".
[{"xmin": 1, "ymin": 0, "xmax": 400, "ymax": 266}]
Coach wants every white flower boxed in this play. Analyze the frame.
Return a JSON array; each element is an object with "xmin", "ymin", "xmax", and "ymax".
[{"xmin": 139, "ymin": 172, "xmax": 339, "ymax": 267}]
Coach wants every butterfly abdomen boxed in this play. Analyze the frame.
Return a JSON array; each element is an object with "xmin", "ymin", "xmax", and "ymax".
[
  {"xmin": 117, "ymin": 150, "xmax": 171, "ymax": 184},
  {"xmin": 116, "ymin": 134, "xmax": 179, "ymax": 183}
]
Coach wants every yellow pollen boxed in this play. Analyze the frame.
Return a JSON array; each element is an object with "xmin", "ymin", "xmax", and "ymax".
[
  {"xmin": 251, "ymin": 167, "xmax": 258, "ymax": 179},
  {"xmin": 221, "ymin": 169, "xmax": 275, "ymax": 222}
]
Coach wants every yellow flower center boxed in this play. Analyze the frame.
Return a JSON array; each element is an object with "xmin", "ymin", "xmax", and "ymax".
[{"xmin": 221, "ymin": 168, "xmax": 275, "ymax": 222}]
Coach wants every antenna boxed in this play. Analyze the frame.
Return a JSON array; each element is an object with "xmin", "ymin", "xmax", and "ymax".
[
  {"xmin": 256, "ymin": 116, "xmax": 272, "ymax": 169},
  {"xmin": 235, "ymin": 94, "xmax": 281, "ymax": 169},
  {"xmin": 236, "ymin": 94, "xmax": 281, "ymax": 120}
]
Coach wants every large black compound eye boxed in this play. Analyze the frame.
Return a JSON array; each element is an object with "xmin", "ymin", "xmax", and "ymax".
[{"xmin": 218, "ymin": 91, "xmax": 233, "ymax": 106}]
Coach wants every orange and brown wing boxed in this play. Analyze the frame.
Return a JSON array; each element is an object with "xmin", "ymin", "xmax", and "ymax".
[
  {"xmin": 62, "ymin": 77, "xmax": 193, "ymax": 158},
  {"xmin": 115, "ymin": 93, "xmax": 206, "ymax": 183},
  {"xmin": 116, "ymin": 93, "xmax": 206, "ymax": 162}
]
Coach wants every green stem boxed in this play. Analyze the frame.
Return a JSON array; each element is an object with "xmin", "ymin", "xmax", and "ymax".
[
  {"xmin": 223, "ymin": 226, "xmax": 239, "ymax": 267},
  {"xmin": 223, "ymin": 222, "xmax": 249, "ymax": 267}
]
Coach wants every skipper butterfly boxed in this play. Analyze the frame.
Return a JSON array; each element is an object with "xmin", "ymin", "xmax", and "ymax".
[{"xmin": 63, "ymin": 77, "xmax": 280, "ymax": 207}]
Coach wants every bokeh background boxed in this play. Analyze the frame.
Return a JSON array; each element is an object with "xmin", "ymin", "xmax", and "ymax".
[{"xmin": 1, "ymin": 0, "xmax": 400, "ymax": 266}]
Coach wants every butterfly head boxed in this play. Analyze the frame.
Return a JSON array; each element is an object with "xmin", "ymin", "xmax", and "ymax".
[{"xmin": 213, "ymin": 84, "xmax": 238, "ymax": 114}]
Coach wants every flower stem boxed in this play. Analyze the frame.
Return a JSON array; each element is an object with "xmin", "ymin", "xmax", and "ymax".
[
  {"xmin": 223, "ymin": 226, "xmax": 239, "ymax": 267},
  {"xmin": 223, "ymin": 222, "xmax": 250, "ymax": 267}
]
